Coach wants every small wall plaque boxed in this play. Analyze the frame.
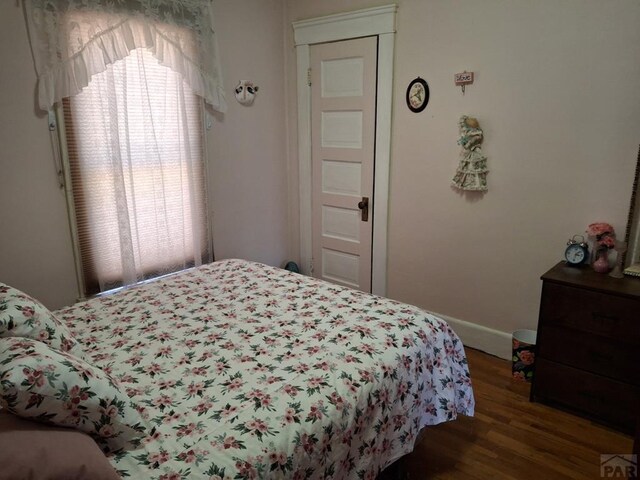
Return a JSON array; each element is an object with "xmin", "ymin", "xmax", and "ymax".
[{"xmin": 454, "ymin": 72, "xmax": 474, "ymax": 95}]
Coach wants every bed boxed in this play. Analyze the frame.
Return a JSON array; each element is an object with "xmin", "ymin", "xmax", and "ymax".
[{"xmin": 45, "ymin": 259, "xmax": 475, "ymax": 479}]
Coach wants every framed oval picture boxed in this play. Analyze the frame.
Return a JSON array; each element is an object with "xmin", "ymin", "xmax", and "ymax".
[{"xmin": 406, "ymin": 77, "xmax": 429, "ymax": 113}]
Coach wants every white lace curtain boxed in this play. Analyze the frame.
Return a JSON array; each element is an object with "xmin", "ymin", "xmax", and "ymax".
[
  {"xmin": 24, "ymin": 0, "xmax": 226, "ymax": 112},
  {"xmin": 66, "ymin": 48, "xmax": 210, "ymax": 294}
]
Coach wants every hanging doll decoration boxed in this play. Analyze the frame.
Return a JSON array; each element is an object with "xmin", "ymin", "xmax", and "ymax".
[{"xmin": 451, "ymin": 115, "xmax": 488, "ymax": 191}]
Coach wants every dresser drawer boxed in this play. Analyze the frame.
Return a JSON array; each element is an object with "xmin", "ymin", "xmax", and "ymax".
[
  {"xmin": 537, "ymin": 325, "xmax": 640, "ymax": 385},
  {"xmin": 539, "ymin": 283, "xmax": 640, "ymax": 343},
  {"xmin": 533, "ymin": 358, "xmax": 640, "ymax": 434}
]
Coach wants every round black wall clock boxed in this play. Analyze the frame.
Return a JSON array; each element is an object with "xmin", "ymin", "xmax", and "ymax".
[{"xmin": 406, "ymin": 77, "xmax": 429, "ymax": 113}]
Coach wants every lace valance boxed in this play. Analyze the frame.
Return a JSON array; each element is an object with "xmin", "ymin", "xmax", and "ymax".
[{"xmin": 24, "ymin": 0, "xmax": 226, "ymax": 112}]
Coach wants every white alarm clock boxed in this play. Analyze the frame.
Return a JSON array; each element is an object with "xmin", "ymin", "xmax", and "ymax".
[{"xmin": 565, "ymin": 235, "xmax": 589, "ymax": 266}]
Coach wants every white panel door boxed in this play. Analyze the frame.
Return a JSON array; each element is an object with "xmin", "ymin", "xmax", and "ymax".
[{"xmin": 311, "ymin": 36, "xmax": 377, "ymax": 292}]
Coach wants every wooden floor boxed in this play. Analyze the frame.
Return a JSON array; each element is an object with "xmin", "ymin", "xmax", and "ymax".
[{"xmin": 383, "ymin": 347, "xmax": 634, "ymax": 479}]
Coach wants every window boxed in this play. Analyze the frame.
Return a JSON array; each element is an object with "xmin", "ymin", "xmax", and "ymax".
[
  {"xmin": 24, "ymin": 2, "xmax": 224, "ymax": 298},
  {"xmin": 62, "ymin": 48, "xmax": 209, "ymax": 296}
]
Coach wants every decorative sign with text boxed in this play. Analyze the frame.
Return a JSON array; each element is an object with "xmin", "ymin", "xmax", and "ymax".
[{"xmin": 454, "ymin": 72, "xmax": 474, "ymax": 86}]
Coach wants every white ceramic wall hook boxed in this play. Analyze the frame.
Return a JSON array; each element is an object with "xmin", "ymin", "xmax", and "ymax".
[{"xmin": 235, "ymin": 80, "xmax": 259, "ymax": 106}]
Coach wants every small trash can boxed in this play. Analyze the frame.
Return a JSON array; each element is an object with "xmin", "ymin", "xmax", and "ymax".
[{"xmin": 512, "ymin": 329, "xmax": 536, "ymax": 382}]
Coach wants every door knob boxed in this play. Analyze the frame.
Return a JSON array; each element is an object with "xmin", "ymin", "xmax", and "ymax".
[{"xmin": 358, "ymin": 197, "xmax": 369, "ymax": 222}]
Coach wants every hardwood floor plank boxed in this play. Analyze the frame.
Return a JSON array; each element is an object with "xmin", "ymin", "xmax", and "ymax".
[{"xmin": 380, "ymin": 347, "xmax": 634, "ymax": 479}]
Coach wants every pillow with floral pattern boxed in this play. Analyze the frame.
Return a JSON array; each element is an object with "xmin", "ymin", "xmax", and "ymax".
[
  {"xmin": 0, "ymin": 283, "xmax": 84, "ymax": 358},
  {"xmin": 0, "ymin": 337, "xmax": 147, "ymax": 453}
]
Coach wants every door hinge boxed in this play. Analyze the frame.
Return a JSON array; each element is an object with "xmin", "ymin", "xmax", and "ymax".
[{"xmin": 307, "ymin": 68, "xmax": 312, "ymax": 86}]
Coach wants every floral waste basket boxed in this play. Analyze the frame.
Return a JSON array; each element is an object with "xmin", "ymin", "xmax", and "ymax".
[{"xmin": 512, "ymin": 329, "xmax": 536, "ymax": 382}]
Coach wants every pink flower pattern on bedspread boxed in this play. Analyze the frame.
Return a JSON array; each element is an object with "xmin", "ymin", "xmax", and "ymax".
[{"xmin": 55, "ymin": 259, "xmax": 474, "ymax": 479}]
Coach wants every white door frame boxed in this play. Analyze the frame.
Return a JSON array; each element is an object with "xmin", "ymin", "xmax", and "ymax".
[{"xmin": 293, "ymin": 4, "xmax": 396, "ymax": 297}]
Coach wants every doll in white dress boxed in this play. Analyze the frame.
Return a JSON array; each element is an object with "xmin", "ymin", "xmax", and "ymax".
[{"xmin": 452, "ymin": 115, "xmax": 488, "ymax": 191}]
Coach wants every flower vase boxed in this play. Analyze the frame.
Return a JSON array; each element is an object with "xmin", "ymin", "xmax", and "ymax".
[{"xmin": 593, "ymin": 250, "xmax": 610, "ymax": 273}]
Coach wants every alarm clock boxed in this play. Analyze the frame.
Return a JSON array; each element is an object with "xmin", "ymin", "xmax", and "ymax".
[{"xmin": 564, "ymin": 235, "xmax": 589, "ymax": 266}]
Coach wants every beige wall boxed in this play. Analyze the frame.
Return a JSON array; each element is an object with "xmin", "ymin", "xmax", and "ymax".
[
  {"xmin": 286, "ymin": 0, "xmax": 640, "ymax": 334},
  {"xmin": 209, "ymin": 0, "xmax": 289, "ymax": 268},
  {"xmin": 0, "ymin": 0, "xmax": 290, "ymax": 309},
  {"xmin": 0, "ymin": 4, "xmax": 78, "ymax": 309},
  {"xmin": 2, "ymin": 0, "xmax": 640, "ymax": 341}
]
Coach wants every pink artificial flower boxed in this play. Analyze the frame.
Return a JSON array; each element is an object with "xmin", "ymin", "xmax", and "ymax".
[
  {"xmin": 587, "ymin": 222, "xmax": 617, "ymax": 251},
  {"xmin": 600, "ymin": 235, "xmax": 616, "ymax": 249},
  {"xmin": 586, "ymin": 222, "xmax": 614, "ymax": 237}
]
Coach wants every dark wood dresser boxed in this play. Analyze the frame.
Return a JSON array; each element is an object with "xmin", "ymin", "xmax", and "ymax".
[{"xmin": 531, "ymin": 261, "xmax": 640, "ymax": 435}]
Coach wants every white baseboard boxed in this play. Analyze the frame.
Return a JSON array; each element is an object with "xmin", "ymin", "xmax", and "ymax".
[{"xmin": 437, "ymin": 313, "xmax": 513, "ymax": 360}]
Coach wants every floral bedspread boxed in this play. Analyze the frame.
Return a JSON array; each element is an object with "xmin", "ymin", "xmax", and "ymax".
[{"xmin": 56, "ymin": 259, "xmax": 474, "ymax": 479}]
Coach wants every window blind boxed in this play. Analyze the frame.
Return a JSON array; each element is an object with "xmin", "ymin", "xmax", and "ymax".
[{"xmin": 63, "ymin": 48, "xmax": 209, "ymax": 296}]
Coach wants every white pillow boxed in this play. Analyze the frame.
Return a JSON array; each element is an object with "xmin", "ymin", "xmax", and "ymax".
[
  {"xmin": 0, "ymin": 283, "xmax": 84, "ymax": 358},
  {"xmin": 0, "ymin": 336, "xmax": 147, "ymax": 453}
]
